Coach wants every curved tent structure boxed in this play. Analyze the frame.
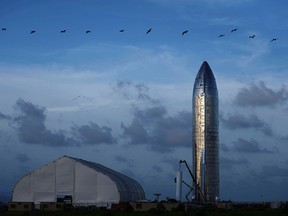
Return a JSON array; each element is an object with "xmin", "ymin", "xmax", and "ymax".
[{"xmin": 12, "ymin": 156, "xmax": 145, "ymax": 206}]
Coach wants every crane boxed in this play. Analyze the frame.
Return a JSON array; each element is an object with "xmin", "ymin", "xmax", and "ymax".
[{"xmin": 179, "ymin": 160, "xmax": 207, "ymax": 203}]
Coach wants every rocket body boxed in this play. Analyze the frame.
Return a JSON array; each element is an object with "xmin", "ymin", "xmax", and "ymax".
[{"xmin": 192, "ymin": 61, "xmax": 219, "ymax": 202}]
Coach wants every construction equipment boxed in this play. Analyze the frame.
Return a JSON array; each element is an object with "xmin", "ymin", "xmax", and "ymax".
[{"xmin": 179, "ymin": 160, "xmax": 207, "ymax": 203}]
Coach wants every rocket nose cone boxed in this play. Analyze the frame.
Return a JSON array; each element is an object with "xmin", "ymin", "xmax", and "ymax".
[
  {"xmin": 202, "ymin": 61, "xmax": 209, "ymax": 68},
  {"xmin": 198, "ymin": 61, "xmax": 214, "ymax": 78},
  {"xmin": 194, "ymin": 61, "xmax": 217, "ymax": 90}
]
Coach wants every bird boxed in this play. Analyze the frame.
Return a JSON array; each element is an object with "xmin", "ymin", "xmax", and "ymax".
[
  {"xmin": 270, "ymin": 38, "xmax": 278, "ymax": 42},
  {"xmin": 86, "ymin": 30, "xmax": 91, "ymax": 34},
  {"xmin": 1, "ymin": 28, "xmax": 6, "ymax": 31},
  {"xmin": 218, "ymin": 34, "xmax": 224, "ymax": 38},
  {"xmin": 249, "ymin": 35, "xmax": 256, "ymax": 38},
  {"xmin": 146, "ymin": 28, "xmax": 152, "ymax": 34},
  {"xmin": 119, "ymin": 29, "xmax": 125, "ymax": 32},
  {"xmin": 182, "ymin": 30, "xmax": 188, "ymax": 35},
  {"xmin": 60, "ymin": 30, "xmax": 67, "ymax": 33},
  {"xmin": 30, "ymin": 30, "xmax": 36, "ymax": 34},
  {"xmin": 72, "ymin": 95, "xmax": 81, "ymax": 100},
  {"xmin": 231, "ymin": 28, "xmax": 238, "ymax": 33}
]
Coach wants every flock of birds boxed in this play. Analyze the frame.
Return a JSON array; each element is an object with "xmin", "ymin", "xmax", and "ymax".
[
  {"xmin": 1, "ymin": 27, "xmax": 278, "ymax": 42},
  {"xmin": 72, "ymin": 95, "xmax": 94, "ymax": 102},
  {"xmin": 217, "ymin": 28, "xmax": 278, "ymax": 42}
]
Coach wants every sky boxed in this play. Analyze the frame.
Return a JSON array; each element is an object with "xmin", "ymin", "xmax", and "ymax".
[{"xmin": 0, "ymin": 0, "xmax": 288, "ymax": 203}]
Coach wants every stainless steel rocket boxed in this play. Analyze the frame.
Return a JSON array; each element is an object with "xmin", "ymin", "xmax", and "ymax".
[{"xmin": 192, "ymin": 61, "xmax": 219, "ymax": 203}]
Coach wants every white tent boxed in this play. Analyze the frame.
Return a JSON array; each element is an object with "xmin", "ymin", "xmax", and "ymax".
[{"xmin": 12, "ymin": 155, "xmax": 145, "ymax": 206}]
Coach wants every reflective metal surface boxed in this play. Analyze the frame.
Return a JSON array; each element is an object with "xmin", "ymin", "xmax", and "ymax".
[{"xmin": 192, "ymin": 61, "xmax": 219, "ymax": 203}]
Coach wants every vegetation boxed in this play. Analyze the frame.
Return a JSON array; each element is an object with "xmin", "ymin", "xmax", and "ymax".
[
  {"xmin": 1, "ymin": 208, "xmax": 288, "ymax": 216},
  {"xmin": 2, "ymin": 201, "xmax": 288, "ymax": 216}
]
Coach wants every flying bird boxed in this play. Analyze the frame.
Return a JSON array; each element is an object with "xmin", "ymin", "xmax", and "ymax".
[
  {"xmin": 119, "ymin": 29, "xmax": 125, "ymax": 32},
  {"xmin": 146, "ymin": 28, "xmax": 152, "ymax": 34},
  {"xmin": 249, "ymin": 35, "xmax": 256, "ymax": 38},
  {"xmin": 1, "ymin": 28, "xmax": 6, "ymax": 31},
  {"xmin": 218, "ymin": 34, "xmax": 224, "ymax": 38},
  {"xmin": 72, "ymin": 95, "xmax": 81, "ymax": 100},
  {"xmin": 86, "ymin": 30, "xmax": 91, "ymax": 34},
  {"xmin": 231, "ymin": 28, "xmax": 238, "ymax": 32},
  {"xmin": 60, "ymin": 30, "xmax": 67, "ymax": 33},
  {"xmin": 30, "ymin": 30, "xmax": 36, "ymax": 34},
  {"xmin": 182, "ymin": 30, "xmax": 188, "ymax": 35},
  {"xmin": 270, "ymin": 38, "xmax": 278, "ymax": 42}
]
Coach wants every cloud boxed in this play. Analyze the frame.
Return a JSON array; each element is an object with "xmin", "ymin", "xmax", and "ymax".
[
  {"xmin": 234, "ymin": 81, "xmax": 288, "ymax": 107},
  {"xmin": 220, "ymin": 156, "xmax": 250, "ymax": 169},
  {"xmin": 162, "ymin": 157, "xmax": 182, "ymax": 171},
  {"xmin": 0, "ymin": 112, "xmax": 11, "ymax": 120},
  {"xmin": 152, "ymin": 165, "xmax": 163, "ymax": 172},
  {"xmin": 220, "ymin": 113, "xmax": 274, "ymax": 136},
  {"xmin": 121, "ymin": 105, "xmax": 192, "ymax": 152},
  {"xmin": 71, "ymin": 122, "xmax": 116, "ymax": 145},
  {"xmin": 6, "ymin": 98, "xmax": 118, "ymax": 147},
  {"xmin": 114, "ymin": 155, "xmax": 134, "ymax": 168},
  {"xmin": 219, "ymin": 143, "xmax": 230, "ymax": 152},
  {"xmin": 121, "ymin": 119, "xmax": 150, "ymax": 145},
  {"xmin": 134, "ymin": 105, "xmax": 167, "ymax": 122},
  {"xmin": 232, "ymin": 138, "xmax": 274, "ymax": 153},
  {"xmin": 13, "ymin": 98, "xmax": 76, "ymax": 147},
  {"xmin": 116, "ymin": 80, "xmax": 193, "ymax": 153},
  {"xmin": 220, "ymin": 113, "xmax": 263, "ymax": 129},
  {"xmin": 114, "ymin": 80, "xmax": 158, "ymax": 104},
  {"xmin": 258, "ymin": 165, "xmax": 288, "ymax": 178},
  {"xmin": 120, "ymin": 169, "xmax": 136, "ymax": 178},
  {"xmin": 15, "ymin": 153, "xmax": 30, "ymax": 163},
  {"xmin": 279, "ymin": 135, "xmax": 288, "ymax": 143}
]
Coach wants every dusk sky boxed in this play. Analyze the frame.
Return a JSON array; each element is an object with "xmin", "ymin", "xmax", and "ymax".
[{"xmin": 1, "ymin": 0, "xmax": 288, "ymax": 202}]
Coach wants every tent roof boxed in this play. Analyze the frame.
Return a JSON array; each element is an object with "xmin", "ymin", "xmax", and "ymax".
[{"xmin": 63, "ymin": 155, "xmax": 145, "ymax": 200}]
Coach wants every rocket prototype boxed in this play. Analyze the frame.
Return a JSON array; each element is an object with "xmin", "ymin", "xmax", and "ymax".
[{"xmin": 192, "ymin": 61, "xmax": 219, "ymax": 203}]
